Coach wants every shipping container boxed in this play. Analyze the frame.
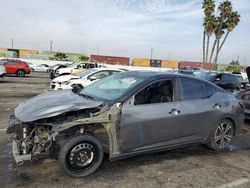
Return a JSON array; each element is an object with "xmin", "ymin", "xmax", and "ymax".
[
  {"xmin": 178, "ymin": 61, "xmax": 213, "ymax": 70},
  {"xmin": 150, "ymin": 59, "xmax": 161, "ymax": 67},
  {"xmin": 132, "ymin": 58, "xmax": 150, "ymax": 67},
  {"xmin": 161, "ymin": 60, "xmax": 178, "ymax": 68},
  {"xmin": 90, "ymin": 55, "xmax": 130, "ymax": 66}
]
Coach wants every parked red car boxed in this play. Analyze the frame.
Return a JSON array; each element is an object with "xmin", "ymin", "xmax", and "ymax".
[{"xmin": 0, "ymin": 59, "xmax": 30, "ymax": 77}]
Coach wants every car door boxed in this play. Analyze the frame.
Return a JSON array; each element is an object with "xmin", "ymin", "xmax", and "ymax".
[
  {"xmin": 5, "ymin": 61, "xmax": 18, "ymax": 74},
  {"xmin": 178, "ymin": 78, "xmax": 217, "ymax": 143},
  {"xmin": 118, "ymin": 78, "xmax": 183, "ymax": 153},
  {"xmin": 222, "ymin": 74, "xmax": 238, "ymax": 91}
]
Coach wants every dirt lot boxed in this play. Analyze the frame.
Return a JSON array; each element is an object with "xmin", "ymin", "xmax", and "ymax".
[{"xmin": 0, "ymin": 72, "xmax": 250, "ymax": 188}]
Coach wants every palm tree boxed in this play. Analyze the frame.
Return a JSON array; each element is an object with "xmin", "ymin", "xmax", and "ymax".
[
  {"xmin": 213, "ymin": 0, "xmax": 233, "ymax": 65},
  {"xmin": 204, "ymin": 15, "xmax": 217, "ymax": 63},
  {"xmin": 208, "ymin": 17, "xmax": 219, "ymax": 64},
  {"xmin": 202, "ymin": 0, "xmax": 215, "ymax": 63},
  {"xmin": 218, "ymin": 11, "xmax": 240, "ymax": 52}
]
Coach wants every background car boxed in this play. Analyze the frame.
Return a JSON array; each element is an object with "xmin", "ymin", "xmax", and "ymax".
[
  {"xmin": 28, "ymin": 62, "xmax": 50, "ymax": 72},
  {"xmin": 53, "ymin": 62, "xmax": 98, "ymax": 78},
  {"xmin": 49, "ymin": 63, "xmax": 70, "ymax": 79},
  {"xmin": 236, "ymin": 66, "xmax": 250, "ymax": 119},
  {"xmin": 0, "ymin": 59, "xmax": 30, "ymax": 77},
  {"xmin": 0, "ymin": 64, "xmax": 6, "ymax": 78},
  {"xmin": 197, "ymin": 72, "xmax": 241, "ymax": 92},
  {"xmin": 50, "ymin": 68, "xmax": 123, "ymax": 92}
]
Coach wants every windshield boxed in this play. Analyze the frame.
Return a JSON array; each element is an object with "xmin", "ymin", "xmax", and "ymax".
[
  {"xmin": 67, "ymin": 62, "xmax": 78, "ymax": 68},
  {"xmin": 77, "ymin": 69, "xmax": 98, "ymax": 78},
  {"xmin": 81, "ymin": 73, "xmax": 144, "ymax": 101},
  {"xmin": 196, "ymin": 72, "xmax": 216, "ymax": 80}
]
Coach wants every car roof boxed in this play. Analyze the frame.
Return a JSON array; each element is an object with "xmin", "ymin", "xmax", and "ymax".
[
  {"xmin": 90, "ymin": 67, "xmax": 123, "ymax": 72},
  {"xmin": 118, "ymin": 70, "xmax": 199, "ymax": 79}
]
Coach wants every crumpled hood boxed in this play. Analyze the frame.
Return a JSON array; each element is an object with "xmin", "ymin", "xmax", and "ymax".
[
  {"xmin": 53, "ymin": 75, "xmax": 79, "ymax": 83},
  {"xmin": 15, "ymin": 90, "xmax": 104, "ymax": 122}
]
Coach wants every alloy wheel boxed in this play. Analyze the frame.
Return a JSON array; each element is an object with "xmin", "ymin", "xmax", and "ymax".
[{"xmin": 214, "ymin": 121, "xmax": 233, "ymax": 149}]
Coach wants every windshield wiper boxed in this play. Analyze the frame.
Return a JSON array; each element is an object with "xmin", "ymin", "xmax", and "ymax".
[{"xmin": 79, "ymin": 93, "xmax": 94, "ymax": 100}]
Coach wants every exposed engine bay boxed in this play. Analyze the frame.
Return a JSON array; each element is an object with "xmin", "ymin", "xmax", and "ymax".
[{"xmin": 14, "ymin": 125, "xmax": 52, "ymax": 157}]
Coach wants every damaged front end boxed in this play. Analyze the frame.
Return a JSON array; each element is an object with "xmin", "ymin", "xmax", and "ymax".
[
  {"xmin": 6, "ymin": 90, "xmax": 122, "ymax": 165},
  {"xmin": 7, "ymin": 116, "xmax": 52, "ymax": 165}
]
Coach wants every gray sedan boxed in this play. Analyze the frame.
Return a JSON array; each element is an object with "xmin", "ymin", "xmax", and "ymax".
[{"xmin": 6, "ymin": 71, "xmax": 245, "ymax": 177}]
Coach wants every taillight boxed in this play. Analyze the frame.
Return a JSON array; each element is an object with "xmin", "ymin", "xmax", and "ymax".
[{"xmin": 239, "ymin": 101, "xmax": 245, "ymax": 109}]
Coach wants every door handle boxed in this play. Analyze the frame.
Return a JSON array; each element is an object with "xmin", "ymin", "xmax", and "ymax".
[
  {"xmin": 169, "ymin": 109, "xmax": 180, "ymax": 115},
  {"xmin": 212, "ymin": 103, "xmax": 221, "ymax": 109}
]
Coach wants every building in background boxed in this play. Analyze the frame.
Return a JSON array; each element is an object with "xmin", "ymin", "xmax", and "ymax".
[{"xmin": 0, "ymin": 47, "xmax": 38, "ymax": 58}]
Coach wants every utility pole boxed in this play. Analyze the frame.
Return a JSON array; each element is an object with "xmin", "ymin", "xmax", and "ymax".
[
  {"xmin": 97, "ymin": 45, "xmax": 99, "ymax": 55},
  {"xmin": 50, "ymin": 41, "xmax": 53, "ymax": 52},
  {"xmin": 11, "ymin": 38, "xmax": 14, "ymax": 49},
  {"xmin": 150, "ymin": 48, "xmax": 153, "ymax": 59}
]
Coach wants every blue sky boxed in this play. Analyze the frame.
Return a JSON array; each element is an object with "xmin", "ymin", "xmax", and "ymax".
[{"xmin": 0, "ymin": 0, "xmax": 249, "ymax": 64}]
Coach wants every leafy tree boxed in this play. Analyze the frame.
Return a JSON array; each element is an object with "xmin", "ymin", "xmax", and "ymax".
[
  {"xmin": 229, "ymin": 60, "xmax": 240, "ymax": 65},
  {"xmin": 225, "ymin": 65, "xmax": 240, "ymax": 72},
  {"xmin": 78, "ymin": 55, "xmax": 89, "ymax": 61},
  {"xmin": 51, "ymin": 52, "xmax": 68, "ymax": 61}
]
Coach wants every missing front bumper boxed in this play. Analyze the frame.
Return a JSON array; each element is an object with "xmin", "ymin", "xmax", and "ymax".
[{"xmin": 12, "ymin": 140, "xmax": 31, "ymax": 165}]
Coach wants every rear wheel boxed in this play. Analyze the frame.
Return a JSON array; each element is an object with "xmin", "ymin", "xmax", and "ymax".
[
  {"xmin": 59, "ymin": 135, "xmax": 103, "ymax": 177},
  {"xmin": 16, "ymin": 70, "xmax": 25, "ymax": 77},
  {"xmin": 207, "ymin": 119, "xmax": 234, "ymax": 151}
]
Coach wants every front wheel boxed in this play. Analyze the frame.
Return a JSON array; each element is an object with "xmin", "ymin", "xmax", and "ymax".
[
  {"xmin": 16, "ymin": 70, "xmax": 26, "ymax": 77},
  {"xmin": 72, "ymin": 84, "xmax": 84, "ymax": 93},
  {"xmin": 207, "ymin": 119, "xmax": 234, "ymax": 151},
  {"xmin": 58, "ymin": 135, "xmax": 103, "ymax": 177}
]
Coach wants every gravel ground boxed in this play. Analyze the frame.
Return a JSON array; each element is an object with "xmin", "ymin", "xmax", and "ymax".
[{"xmin": 0, "ymin": 72, "xmax": 250, "ymax": 188}]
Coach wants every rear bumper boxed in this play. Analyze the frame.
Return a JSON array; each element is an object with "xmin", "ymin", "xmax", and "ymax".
[{"xmin": 12, "ymin": 139, "xmax": 31, "ymax": 165}]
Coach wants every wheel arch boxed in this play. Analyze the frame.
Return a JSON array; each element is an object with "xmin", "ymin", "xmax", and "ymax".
[
  {"xmin": 56, "ymin": 123, "xmax": 110, "ymax": 153},
  {"xmin": 15, "ymin": 68, "xmax": 25, "ymax": 74}
]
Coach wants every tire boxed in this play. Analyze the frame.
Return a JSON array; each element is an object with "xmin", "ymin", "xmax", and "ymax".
[
  {"xmin": 30, "ymin": 68, "xmax": 34, "ymax": 72},
  {"xmin": 72, "ymin": 84, "xmax": 84, "ymax": 94},
  {"xmin": 207, "ymin": 119, "xmax": 234, "ymax": 151},
  {"xmin": 16, "ymin": 70, "xmax": 26, "ymax": 77},
  {"xmin": 58, "ymin": 135, "xmax": 103, "ymax": 177}
]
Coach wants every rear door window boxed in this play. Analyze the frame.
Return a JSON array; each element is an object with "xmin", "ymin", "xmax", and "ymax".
[
  {"xmin": 223, "ymin": 74, "xmax": 235, "ymax": 83},
  {"xmin": 180, "ymin": 78, "xmax": 206, "ymax": 100},
  {"xmin": 205, "ymin": 83, "xmax": 215, "ymax": 97}
]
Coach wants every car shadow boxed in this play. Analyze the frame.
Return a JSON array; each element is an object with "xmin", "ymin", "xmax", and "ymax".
[{"xmin": 11, "ymin": 127, "xmax": 250, "ymax": 187}]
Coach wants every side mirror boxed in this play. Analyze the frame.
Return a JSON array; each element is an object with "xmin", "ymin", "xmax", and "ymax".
[{"xmin": 89, "ymin": 76, "xmax": 97, "ymax": 81}]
